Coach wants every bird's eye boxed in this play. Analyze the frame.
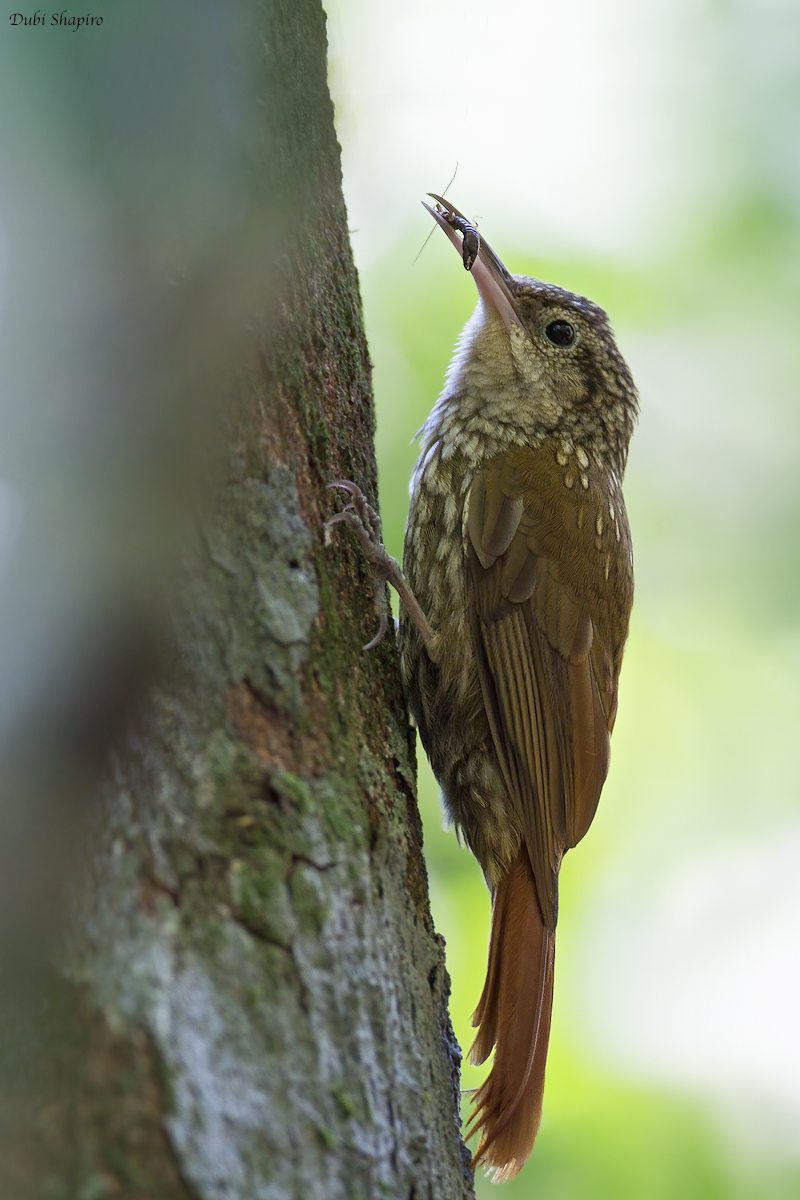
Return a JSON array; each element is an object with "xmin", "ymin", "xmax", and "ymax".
[{"xmin": 545, "ymin": 320, "xmax": 575, "ymax": 347}]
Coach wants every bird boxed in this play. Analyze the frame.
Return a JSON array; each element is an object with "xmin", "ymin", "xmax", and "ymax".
[{"xmin": 326, "ymin": 195, "xmax": 637, "ymax": 1180}]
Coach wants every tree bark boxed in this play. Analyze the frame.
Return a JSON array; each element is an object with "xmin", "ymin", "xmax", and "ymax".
[{"xmin": 0, "ymin": 3, "xmax": 475, "ymax": 1198}]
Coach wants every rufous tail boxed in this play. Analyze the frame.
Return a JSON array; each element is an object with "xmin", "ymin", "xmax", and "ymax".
[{"xmin": 466, "ymin": 847, "xmax": 555, "ymax": 1181}]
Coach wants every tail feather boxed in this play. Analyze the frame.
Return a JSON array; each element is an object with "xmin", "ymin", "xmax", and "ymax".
[{"xmin": 466, "ymin": 848, "xmax": 555, "ymax": 1181}]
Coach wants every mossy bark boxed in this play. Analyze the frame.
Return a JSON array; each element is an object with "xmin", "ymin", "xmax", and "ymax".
[{"xmin": 0, "ymin": 2, "xmax": 475, "ymax": 1198}]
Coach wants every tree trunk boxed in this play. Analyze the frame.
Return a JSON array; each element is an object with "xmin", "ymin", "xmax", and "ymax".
[{"xmin": 0, "ymin": 3, "xmax": 474, "ymax": 1198}]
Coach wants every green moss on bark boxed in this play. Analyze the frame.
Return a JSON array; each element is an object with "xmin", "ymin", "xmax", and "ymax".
[{"xmin": 21, "ymin": 1, "xmax": 476, "ymax": 1197}]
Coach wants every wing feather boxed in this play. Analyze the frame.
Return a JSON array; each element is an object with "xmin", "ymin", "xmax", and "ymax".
[{"xmin": 467, "ymin": 443, "xmax": 632, "ymax": 921}]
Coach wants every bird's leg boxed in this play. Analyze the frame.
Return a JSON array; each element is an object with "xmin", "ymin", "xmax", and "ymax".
[{"xmin": 324, "ymin": 481, "xmax": 438, "ymax": 659}]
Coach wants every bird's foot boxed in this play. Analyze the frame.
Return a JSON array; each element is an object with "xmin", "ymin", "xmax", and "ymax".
[
  {"xmin": 325, "ymin": 481, "xmax": 394, "ymax": 650},
  {"xmin": 325, "ymin": 481, "xmax": 438, "ymax": 658}
]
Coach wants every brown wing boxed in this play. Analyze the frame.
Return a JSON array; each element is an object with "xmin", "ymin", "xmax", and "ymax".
[{"xmin": 467, "ymin": 443, "xmax": 633, "ymax": 931}]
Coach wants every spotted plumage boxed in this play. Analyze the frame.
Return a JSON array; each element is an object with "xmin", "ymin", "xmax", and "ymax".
[
  {"xmin": 399, "ymin": 202, "xmax": 637, "ymax": 1180},
  {"xmin": 326, "ymin": 198, "xmax": 638, "ymax": 1182}
]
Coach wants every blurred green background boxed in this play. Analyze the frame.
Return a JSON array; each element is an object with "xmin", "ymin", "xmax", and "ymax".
[{"xmin": 328, "ymin": 0, "xmax": 800, "ymax": 1194}]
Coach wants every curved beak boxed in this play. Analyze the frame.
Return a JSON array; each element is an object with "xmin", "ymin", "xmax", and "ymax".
[{"xmin": 423, "ymin": 194, "xmax": 520, "ymax": 333}]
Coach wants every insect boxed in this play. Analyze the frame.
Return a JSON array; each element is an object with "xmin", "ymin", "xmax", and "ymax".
[{"xmin": 435, "ymin": 201, "xmax": 481, "ymax": 271}]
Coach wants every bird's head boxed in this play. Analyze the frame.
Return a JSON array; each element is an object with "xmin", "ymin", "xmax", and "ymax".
[{"xmin": 425, "ymin": 195, "xmax": 638, "ymax": 460}]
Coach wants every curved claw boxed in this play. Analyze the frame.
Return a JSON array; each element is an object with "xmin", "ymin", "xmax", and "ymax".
[
  {"xmin": 327, "ymin": 480, "xmax": 364, "ymax": 499},
  {"xmin": 324, "ymin": 509, "xmax": 353, "ymax": 526},
  {"xmin": 323, "ymin": 508, "xmax": 356, "ymax": 546},
  {"xmin": 362, "ymin": 612, "xmax": 389, "ymax": 652}
]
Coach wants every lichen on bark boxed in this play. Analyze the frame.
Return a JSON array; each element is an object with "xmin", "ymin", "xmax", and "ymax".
[{"xmin": 8, "ymin": 1, "xmax": 477, "ymax": 1197}]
